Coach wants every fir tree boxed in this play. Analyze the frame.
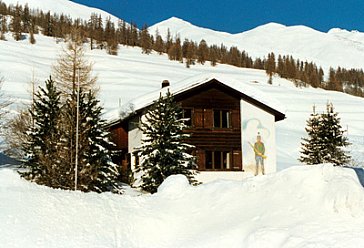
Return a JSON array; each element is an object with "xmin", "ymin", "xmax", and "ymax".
[
  {"xmin": 140, "ymin": 24, "xmax": 152, "ymax": 54},
  {"xmin": 299, "ymin": 105, "xmax": 323, "ymax": 165},
  {"xmin": 10, "ymin": 4, "xmax": 22, "ymax": 41},
  {"xmin": 136, "ymin": 90, "xmax": 197, "ymax": 193},
  {"xmin": 22, "ymin": 76, "xmax": 63, "ymax": 185},
  {"xmin": 153, "ymin": 29, "xmax": 164, "ymax": 55},
  {"xmin": 320, "ymin": 103, "xmax": 351, "ymax": 166},
  {"xmin": 300, "ymin": 103, "xmax": 351, "ymax": 166},
  {"xmin": 77, "ymin": 90, "xmax": 121, "ymax": 192},
  {"xmin": 0, "ymin": 15, "xmax": 7, "ymax": 40}
]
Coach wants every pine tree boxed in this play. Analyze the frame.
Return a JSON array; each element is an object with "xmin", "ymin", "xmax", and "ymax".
[
  {"xmin": 197, "ymin": 39, "xmax": 208, "ymax": 65},
  {"xmin": 136, "ymin": 90, "xmax": 197, "ymax": 193},
  {"xmin": 265, "ymin": 52, "xmax": 276, "ymax": 84},
  {"xmin": 140, "ymin": 24, "xmax": 152, "ymax": 54},
  {"xmin": 299, "ymin": 106, "xmax": 323, "ymax": 164},
  {"xmin": 320, "ymin": 103, "xmax": 351, "ymax": 166},
  {"xmin": 10, "ymin": 4, "xmax": 22, "ymax": 41},
  {"xmin": 77, "ymin": 90, "xmax": 121, "ymax": 192},
  {"xmin": 299, "ymin": 103, "xmax": 351, "ymax": 166},
  {"xmin": 0, "ymin": 15, "xmax": 7, "ymax": 40},
  {"xmin": 153, "ymin": 29, "xmax": 164, "ymax": 55},
  {"xmin": 29, "ymin": 20, "xmax": 36, "ymax": 44},
  {"xmin": 22, "ymin": 76, "xmax": 63, "ymax": 186}
]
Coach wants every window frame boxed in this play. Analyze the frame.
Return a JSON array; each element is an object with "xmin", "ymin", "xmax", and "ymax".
[
  {"xmin": 205, "ymin": 150, "xmax": 234, "ymax": 170},
  {"xmin": 213, "ymin": 109, "xmax": 231, "ymax": 129},
  {"xmin": 182, "ymin": 108, "xmax": 193, "ymax": 127}
]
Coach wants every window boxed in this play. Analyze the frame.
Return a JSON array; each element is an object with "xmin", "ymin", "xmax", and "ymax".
[
  {"xmin": 133, "ymin": 152, "xmax": 139, "ymax": 167},
  {"xmin": 205, "ymin": 151, "xmax": 232, "ymax": 170},
  {"xmin": 213, "ymin": 110, "xmax": 230, "ymax": 128},
  {"xmin": 182, "ymin": 108, "xmax": 192, "ymax": 127}
]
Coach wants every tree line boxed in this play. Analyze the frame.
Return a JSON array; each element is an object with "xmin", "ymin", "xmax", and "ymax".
[{"xmin": 1, "ymin": 0, "xmax": 364, "ymax": 97}]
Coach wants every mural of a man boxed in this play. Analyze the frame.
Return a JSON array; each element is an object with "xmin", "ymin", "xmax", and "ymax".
[{"xmin": 254, "ymin": 133, "xmax": 265, "ymax": 176}]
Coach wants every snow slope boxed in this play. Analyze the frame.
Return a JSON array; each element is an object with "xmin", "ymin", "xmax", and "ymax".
[
  {"xmin": 2, "ymin": 0, "xmax": 121, "ymax": 24},
  {"xmin": 150, "ymin": 17, "xmax": 364, "ymax": 70},
  {"xmin": 1, "ymin": 165, "xmax": 364, "ymax": 248},
  {"xmin": 1, "ymin": 33, "xmax": 364, "ymax": 170}
]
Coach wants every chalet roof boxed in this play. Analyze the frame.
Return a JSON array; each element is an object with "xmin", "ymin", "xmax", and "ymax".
[{"xmin": 107, "ymin": 73, "xmax": 286, "ymax": 125}]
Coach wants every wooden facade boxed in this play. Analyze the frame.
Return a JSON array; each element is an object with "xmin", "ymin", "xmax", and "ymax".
[
  {"xmin": 108, "ymin": 122, "xmax": 129, "ymax": 172},
  {"xmin": 175, "ymin": 80, "xmax": 243, "ymax": 171}
]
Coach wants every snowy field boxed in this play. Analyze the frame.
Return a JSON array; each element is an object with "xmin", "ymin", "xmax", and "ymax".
[{"xmin": 1, "ymin": 165, "xmax": 364, "ymax": 248}]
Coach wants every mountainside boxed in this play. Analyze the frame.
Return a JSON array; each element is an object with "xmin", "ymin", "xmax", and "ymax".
[
  {"xmin": 2, "ymin": 0, "xmax": 121, "ymax": 24},
  {"xmin": 150, "ymin": 17, "xmax": 364, "ymax": 70}
]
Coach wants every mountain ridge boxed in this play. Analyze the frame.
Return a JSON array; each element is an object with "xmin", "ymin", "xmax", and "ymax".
[{"xmin": 150, "ymin": 16, "xmax": 364, "ymax": 71}]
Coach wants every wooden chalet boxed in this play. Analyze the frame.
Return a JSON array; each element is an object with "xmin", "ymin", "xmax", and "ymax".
[{"xmin": 107, "ymin": 74, "xmax": 285, "ymax": 183}]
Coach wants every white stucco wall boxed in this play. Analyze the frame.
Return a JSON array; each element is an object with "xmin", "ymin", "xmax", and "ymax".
[
  {"xmin": 128, "ymin": 115, "xmax": 143, "ymax": 172},
  {"xmin": 241, "ymin": 100, "xmax": 277, "ymax": 175}
]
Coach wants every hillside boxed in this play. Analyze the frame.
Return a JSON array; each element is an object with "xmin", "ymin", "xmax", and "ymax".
[
  {"xmin": 2, "ymin": 0, "xmax": 121, "ymax": 24},
  {"xmin": 1, "ymin": 31, "xmax": 364, "ymax": 169},
  {"xmin": 150, "ymin": 17, "xmax": 364, "ymax": 70}
]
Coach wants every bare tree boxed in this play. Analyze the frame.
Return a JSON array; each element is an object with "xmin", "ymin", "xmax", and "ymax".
[{"xmin": 52, "ymin": 30, "xmax": 97, "ymax": 97}]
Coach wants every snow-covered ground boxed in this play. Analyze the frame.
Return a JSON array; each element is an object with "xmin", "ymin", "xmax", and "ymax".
[{"xmin": 0, "ymin": 165, "xmax": 363, "ymax": 248}]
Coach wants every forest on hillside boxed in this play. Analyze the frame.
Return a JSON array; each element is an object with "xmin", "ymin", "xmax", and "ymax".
[{"xmin": 0, "ymin": 0, "xmax": 363, "ymax": 97}]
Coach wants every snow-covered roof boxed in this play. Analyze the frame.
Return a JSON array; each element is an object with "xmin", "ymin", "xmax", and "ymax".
[{"xmin": 107, "ymin": 73, "xmax": 286, "ymax": 125}]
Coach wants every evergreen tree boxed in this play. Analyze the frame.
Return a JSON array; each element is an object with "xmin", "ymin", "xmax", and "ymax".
[
  {"xmin": 0, "ymin": 15, "xmax": 7, "ymax": 40},
  {"xmin": 77, "ymin": 90, "xmax": 121, "ymax": 192},
  {"xmin": 299, "ymin": 106, "xmax": 323, "ymax": 165},
  {"xmin": 29, "ymin": 20, "xmax": 36, "ymax": 44},
  {"xmin": 10, "ymin": 4, "xmax": 22, "ymax": 41},
  {"xmin": 320, "ymin": 103, "xmax": 351, "ymax": 165},
  {"xmin": 22, "ymin": 76, "xmax": 63, "ymax": 186},
  {"xmin": 140, "ymin": 24, "xmax": 152, "ymax": 54},
  {"xmin": 197, "ymin": 39, "xmax": 208, "ymax": 65},
  {"xmin": 136, "ymin": 90, "xmax": 197, "ymax": 193},
  {"xmin": 299, "ymin": 103, "xmax": 351, "ymax": 166},
  {"xmin": 265, "ymin": 52, "xmax": 276, "ymax": 84},
  {"xmin": 153, "ymin": 29, "xmax": 164, "ymax": 55}
]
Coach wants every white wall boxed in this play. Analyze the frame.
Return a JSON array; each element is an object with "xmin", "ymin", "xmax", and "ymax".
[
  {"xmin": 241, "ymin": 100, "xmax": 276, "ymax": 175},
  {"xmin": 128, "ymin": 115, "xmax": 143, "ymax": 172}
]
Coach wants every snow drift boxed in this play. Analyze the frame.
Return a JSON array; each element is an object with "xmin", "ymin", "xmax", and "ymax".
[{"xmin": 1, "ymin": 165, "xmax": 364, "ymax": 248}]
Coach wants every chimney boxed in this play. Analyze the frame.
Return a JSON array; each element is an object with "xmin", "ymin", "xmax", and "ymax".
[{"xmin": 161, "ymin": 80, "xmax": 170, "ymax": 88}]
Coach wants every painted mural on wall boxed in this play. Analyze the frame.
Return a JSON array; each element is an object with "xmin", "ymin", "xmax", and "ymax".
[{"xmin": 241, "ymin": 101, "xmax": 276, "ymax": 175}]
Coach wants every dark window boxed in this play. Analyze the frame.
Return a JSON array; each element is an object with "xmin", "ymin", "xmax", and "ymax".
[
  {"xmin": 126, "ymin": 153, "xmax": 131, "ymax": 170},
  {"xmin": 133, "ymin": 152, "xmax": 139, "ymax": 166},
  {"xmin": 182, "ymin": 108, "xmax": 192, "ymax": 127},
  {"xmin": 205, "ymin": 151, "xmax": 232, "ymax": 170},
  {"xmin": 205, "ymin": 151, "xmax": 213, "ymax": 169},
  {"xmin": 213, "ymin": 110, "xmax": 230, "ymax": 128}
]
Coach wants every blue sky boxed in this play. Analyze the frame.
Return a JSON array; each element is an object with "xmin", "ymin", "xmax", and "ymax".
[{"xmin": 71, "ymin": 0, "xmax": 364, "ymax": 33}]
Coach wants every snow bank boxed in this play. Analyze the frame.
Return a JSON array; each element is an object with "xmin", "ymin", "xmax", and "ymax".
[{"xmin": 1, "ymin": 165, "xmax": 364, "ymax": 248}]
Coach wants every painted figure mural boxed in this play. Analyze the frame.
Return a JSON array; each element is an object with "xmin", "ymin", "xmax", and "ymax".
[{"xmin": 249, "ymin": 133, "xmax": 266, "ymax": 176}]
